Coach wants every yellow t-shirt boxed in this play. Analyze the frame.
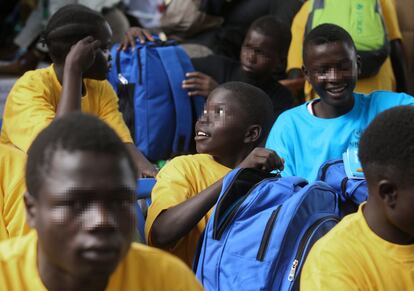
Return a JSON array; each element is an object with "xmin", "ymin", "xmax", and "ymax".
[
  {"xmin": 0, "ymin": 231, "xmax": 203, "ymax": 291},
  {"xmin": 287, "ymin": 0, "xmax": 402, "ymax": 100},
  {"xmin": 301, "ymin": 204, "xmax": 414, "ymax": 290},
  {"xmin": 145, "ymin": 154, "xmax": 231, "ymax": 267},
  {"xmin": 0, "ymin": 65, "xmax": 133, "ymax": 152},
  {"xmin": 0, "ymin": 144, "xmax": 29, "ymax": 241}
]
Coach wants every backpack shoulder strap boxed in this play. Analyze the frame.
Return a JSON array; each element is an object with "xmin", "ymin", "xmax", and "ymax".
[{"xmin": 156, "ymin": 44, "xmax": 198, "ymax": 154}]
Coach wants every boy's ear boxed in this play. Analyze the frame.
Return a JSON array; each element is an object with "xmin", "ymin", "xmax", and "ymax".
[
  {"xmin": 378, "ymin": 179, "xmax": 398, "ymax": 209},
  {"xmin": 244, "ymin": 124, "xmax": 262, "ymax": 144},
  {"xmin": 24, "ymin": 192, "xmax": 38, "ymax": 229}
]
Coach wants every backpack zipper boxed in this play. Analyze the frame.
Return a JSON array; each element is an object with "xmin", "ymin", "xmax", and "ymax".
[
  {"xmin": 256, "ymin": 206, "xmax": 282, "ymax": 261},
  {"xmin": 287, "ymin": 216, "xmax": 340, "ymax": 282}
]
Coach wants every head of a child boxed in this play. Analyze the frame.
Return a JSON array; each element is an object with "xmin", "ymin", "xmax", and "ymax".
[
  {"xmin": 240, "ymin": 16, "xmax": 291, "ymax": 81},
  {"xmin": 359, "ymin": 106, "xmax": 414, "ymax": 244},
  {"xmin": 195, "ymin": 82, "xmax": 274, "ymax": 167},
  {"xmin": 303, "ymin": 24, "xmax": 358, "ymax": 111},
  {"xmin": 43, "ymin": 4, "xmax": 112, "ymax": 80},
  {"xmin": 25, "ymin": 113, "xmax": 137, "ymax": 285}
]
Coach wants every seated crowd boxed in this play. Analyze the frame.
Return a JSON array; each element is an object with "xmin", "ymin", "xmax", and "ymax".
[{"xmin": 0, "ymin": 1, "xmax": 413, "ymax": 290}]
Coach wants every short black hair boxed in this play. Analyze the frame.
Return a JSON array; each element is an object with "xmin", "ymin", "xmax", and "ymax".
[
  {"xmin": 26, "ymin": 113, "xmax": 137, "ymax": 198},
  {"xmin": 303, "ymin": 23, "xmax": 356, "ymax": 64},
  {"xmin": 249, "ymin": 16, "xmax": 292, "ymax": 57},
  {"xmin": 217, "ymin": 81, "xmax": 274, "ymax": 144},
  {"xmin": 359, "ymin": 106, "xmax": 414, "ymax": 184},
  {"xmin": 43, "ymin": 4, "xmax": 107, "ymax": 64}
]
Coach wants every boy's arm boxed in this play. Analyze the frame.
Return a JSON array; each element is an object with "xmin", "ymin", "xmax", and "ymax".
[
  {"xmin": 150, "ymin": 178, "xmax": 223, "ymax": 248},
  {"xmin": 390, "ymin": 39, "xmax": 409, "ymax": 93},
  {"xmin": 150, "ymin": 148, "xmax": 284, "ymax": 248},
  {"xmin": 56, "ymin": 36, "xmax": 101, "ymax": 117},
  {"xmin": 126, "ymin": 143, "xmax": 158, "ymax": 177}
]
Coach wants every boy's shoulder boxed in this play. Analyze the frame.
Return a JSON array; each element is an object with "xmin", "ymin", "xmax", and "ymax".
[
  {"xmin": 11, "ymin": 65, "xmax": 58, "ymax": 94},
  {"xmin": 275, "ymin": 102, "xmax": 308, "ymax": 124},
  {"xmin": 127, "ymin": 242, "xmax": 191, "ymax": 269},
  {"xmin": 357, "ymin": 90, "xmax": 414, "ymax": 112},
  {"xmin": 166, "ymin": 154, "xmax": 217, "ymax": 169},
  {"xmin": 118, "ymin": 243, "xmax": 202, "ymax": 289}
]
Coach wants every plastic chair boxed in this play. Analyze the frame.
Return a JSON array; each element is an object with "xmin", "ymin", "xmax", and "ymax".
[{"xmin": 136, "ymin": 178, "xmax": 156, "ymax": 243}]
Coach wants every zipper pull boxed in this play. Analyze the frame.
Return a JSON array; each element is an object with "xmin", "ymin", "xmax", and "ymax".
[
  {"xmin": 118, "ymin": 73, "xmax": 128, "ymax": 85},
  {"xmin": 288, "ymin": 259, "xmax": 299, "ymax": 281}
]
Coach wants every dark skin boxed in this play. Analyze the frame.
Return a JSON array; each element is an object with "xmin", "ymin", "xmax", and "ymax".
[
  {"xmin": 150, "ymin": 89, "xmax": 284, "ymax": 248},
  {"xmin": 363, "ymin": 166, "xmax": 414, "ymax": 245},
  {"xmin": 25, "ymin": 150, "xmax": 137, "ymax": 291},
  {"xmin": 288, "ymin": 39, "xmax": 410, "ymax": 100},
  {"xmin": 302, "ymin": 41, "xmax": 358, "ymax": 118},
  {"xmin": 52, "ymin": 22, "xmax": 157, "ymax": 177},
  {"xmin": 182, "ymin": 29, "xmax": 282, "ymax": 98}
]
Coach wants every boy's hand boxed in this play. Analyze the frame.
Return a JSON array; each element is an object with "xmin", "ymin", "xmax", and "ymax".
[
  {"xmin": 119, "ymin": 27, "xmax": 155, "ymax": 50},
  {"xmin": 182, "ymin": 72, "xmax": 218, "ymax": 97},
  {"xmin": 238, "ymin": 147, "xmax": 284, "ymax": 172},
  {"xmin": 65, "ymin": 36, "xmax": 101, "ymax": 74}
]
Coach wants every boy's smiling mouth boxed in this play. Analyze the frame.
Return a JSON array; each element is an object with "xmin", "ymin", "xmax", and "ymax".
[
  {"xmin": 195, "ymin": 130, "xmax": 210, "ymax": 141},
  {"xmin": 325, "ymin": 84, "xmax": 348, "ymax": 97}
]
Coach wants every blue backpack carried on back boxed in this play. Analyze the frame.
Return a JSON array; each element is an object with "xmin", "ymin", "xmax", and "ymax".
[
  {"xmin": 194, "ymin": 168, "xmax": 341, "ymax": 291},
  {"xmin": 108, "ymin": 40, "xmax": 205, "ymax": 162}
]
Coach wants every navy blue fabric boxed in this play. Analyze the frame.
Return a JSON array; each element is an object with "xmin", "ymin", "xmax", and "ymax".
[
  {"xmin": 108, "ymin": 40, "xmax": 205, "ymax": 161},
  {"xmin": 195, "ymin": 168, "xmax": 340, "ymax": 291}
]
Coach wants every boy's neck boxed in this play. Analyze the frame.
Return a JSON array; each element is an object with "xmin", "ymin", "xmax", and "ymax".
[
  {"xmin": 363, "ymin": 200, "xmax": 414, "ymax": 245},
  {"xmin": 53, "ymin": 63, "xmax": 86, "ymax": 96},
  {"xmin": 313, "ymin": 94, "xmax": 354, "ymax": 118},
  {"xmin": 213, "ymin": 148, "xmax": 253, "ymax": 169},
  {"xmin": 38, "ymin": 246, "xmax": 110, "ymax": 291},
  {"xmin": 240, "ymin": 69, "xmax": 274, "ymax": 86}
]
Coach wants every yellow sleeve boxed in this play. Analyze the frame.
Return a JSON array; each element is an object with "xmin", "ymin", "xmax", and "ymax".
[
  {"xmin": 380, "ymin": 0, "xmax": 402, "ymax": 40},
  {"xmin": 0, "ymin": 147, "xmax": 30, "ymax": 240},
  {"xmin": 300, "ymin": 242, "xmax": 360, "ymax": 291},
  {"xmin": 287, "ymin": 1, "xmax": 309, "ymax": 71},
  {"xmin": 145, "ymin": 158, "xmax": 194, "ymax": 243},
  {"xmin": 97, "ymin": 81, "xmax": 133, "ymax": 144},
  {"xmin": 1, "ymin": 72, "xmax": 56, "ymax": 152}
]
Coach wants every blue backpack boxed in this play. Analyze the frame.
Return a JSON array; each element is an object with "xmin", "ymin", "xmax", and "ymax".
[
  {"xmin": 108, "ymin": 40, "xmax": 205, "ymax": 162},
  {"xmin": 316, "ymin": 159, "xmax": 368, "ymax": 216},
  {"xmin": 194, "ymin": 168, "xmax": 340, "ymax": 291}
]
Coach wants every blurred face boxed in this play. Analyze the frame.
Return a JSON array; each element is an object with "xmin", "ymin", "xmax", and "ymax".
[
  {"xmin": 28, "ymin": 150, "xmax": 136, "ymax": 279},
  {"xmin": 195, "ymin": 89, "xmax": 249, "ymax": 159},
  {"xmin": 84, "ymin": 21, "xmax": 112, "ymax": 80},
  {"xmin": 240, "ymin": 29, "xmax": 279, "ymax": 80},
  {"xmin": 303, "ymin": 41, "xmax": 358, "ymax": 109}
]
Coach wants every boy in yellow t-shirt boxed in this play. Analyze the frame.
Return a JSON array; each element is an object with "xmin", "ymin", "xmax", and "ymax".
[
  {"xmin": 286, "ymin": 0, "xmax": 407, "ymax": 101},
  {"xmin": 0, "ymin": 144, "xmax": 29, "ymax": 241},
  {"xmin": 0, "ymin": 4, "xmax": 156, "ymax": 177},
  {"xmin": 301, "ymin": 105, "xmax": 414, "ymax": 290},
  {"xmin": 145, "ymin": 82, "xmax": 284, "ymax": 266},
  {"xmin": 0, "ymin": 112, "xmax": 202, "ymax": 291}
]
